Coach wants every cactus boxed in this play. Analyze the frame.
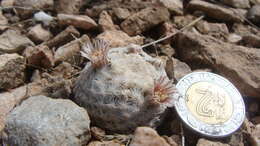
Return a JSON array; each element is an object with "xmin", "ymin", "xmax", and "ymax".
[{"xmin": 73, "ymin": 39, "xmax": 178, "ymax": 133}]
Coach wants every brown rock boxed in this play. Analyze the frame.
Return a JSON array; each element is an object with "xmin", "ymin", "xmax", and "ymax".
[
  {"xmin": 50, "ymin": 62, "xmax": 76, "ymax": 79},
  {"xmin": 14, "ymin": 0, "xmax": 53, "ymax": 18},
  {"xmin": 163, "ymin": 136, "xmax": 178, "ymax": 146},
  {"xmin": 187, "ymin": 0, "xmax": 244, "ymax": 22},
  {"xmin": 173, "ymin": 15, "xmax": 195, "ymax": 29},
  {"xmin": 241, "ymin": 34, "xmax": 260, "ymax": 48},
  {"xmin": 0, "ymin": 29, "xmax": 34, "ymax": 53},
  {"xmin": 87, "ymin": 141, "xmax": 121, "ymax": 146},
  {"xmin": 112, "ymin": 8, "xmax": 131, "ymax": 20},
  {"xmin": 28, "ymin": 24, "xmax": 53, "ymax": 44},
  {"xmin": 172, "ymin": 58, "xmax": 192, "ymax": 81},
  {"xmin": 58, "ymin": 14, "xmax": 98, "ymax": 30},
  {"xmin": 220, "ymin": 0, "xmax": 250, "ymax": 8},
  {"xmin": 252, "ymin": 116, "xmax": 260, "ymax": 124},
  {"xmin": 130, "ymin": 127, "xmax": 170, "ymax": 146},
  {"xmin": 175, "ymin": 32, "xmax": 260, "ymax": 97},
  {"xmin": 1, "ymin": 0, "xmax": 15, "ymax": 7},
  {"xmin": 54, "ymin": 35, "xmax": 90, "ymax": 63},
  {"xmin": 195, "ymin": 21, "xmax": 229, "ymax": 35},
  {"xmin": 23, "ymin": 45, "xmax": 54, "ymax": 68},
  {"xmin": 0, "ymin": 10, "xmax": 8, "ymax": 31},
  {"xmin": 159, "ymin": 22, "xmax": 178, "ymax": 44},
  {"xmin": 44, "ymin": 25, "xmax": 80, "ymax": 49},
  {"xmin": 90, "ymin": 127, "xmax": 106, "ymax": 140},
  {"xmin": 121, "ymin": 7, "xmax": 170, "ymax": 36},
  {"xmin": 232, "ymin": 23, "xmax": 260, "ymax": 48},
  {"xmin": 160, "ymin": 44, "xmax": 175, "ymax": 57},
  {"xmin": 55, "ymin": 0, "xmax": 84, "ymax": 14},
  {"xmin": 98, "ymin": 11, "xmax": 117, "ymax": 32},
  {"xmin": 159, "ymin": 0, "xmax": 183, "ymax": 15},
  {"xmin": 0, "ymin": 53, "xmax": 25, "ymax": 90},
  {"xmin": 197, "ymin": 138, "xmax": 230, "ymax": 146},
  {"xmin": 96, "ymin": 30, "xmax": 144, "ymax": 48}
]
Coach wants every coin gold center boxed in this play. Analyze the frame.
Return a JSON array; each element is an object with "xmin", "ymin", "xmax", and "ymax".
[{"xmin": 185, "ymin": 82, "xmax": 233, "ymax": 125}]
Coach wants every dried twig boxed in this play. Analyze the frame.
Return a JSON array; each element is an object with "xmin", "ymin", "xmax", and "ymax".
[{"xmin": 141, "ymin": 15, "xmax": 205, "ymax": 48}]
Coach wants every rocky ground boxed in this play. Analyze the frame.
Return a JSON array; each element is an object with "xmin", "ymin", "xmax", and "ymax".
[{"xmin": 0, "ymin": 0, "xmax": 259, "ymax": 145}]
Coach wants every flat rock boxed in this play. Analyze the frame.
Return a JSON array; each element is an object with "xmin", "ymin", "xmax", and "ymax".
[
  {"xmin": 14, "ymin": 0, "xmax": 54, "ymax": 18},
  {"xmin": 159, "ymin": 0, "xmax": 183, "ymax": 15},
  {"xmin": 23, "ymin": 45, "xmax": 54, "ymax": 68},
  {"xmin": 4, "ymin": 95, "xmax": 91, "ymax": 146},
  {"xmin": 44, "ymin": 25, "xmax": 80, "ymax": 49},
  {"xmin": 175, "ymin": 32, "xmax": 260, "ymax": 98},
  {"xmin": 54, "ymin": 35, "xmax": 90, "ymax": 64},
  {"xmin": 220, "ymin": 0, "xmax": 250, "ymax": 8},
  {"xmin": 55, "ymin": 0, "xmax": 84, "ymax": 14},
  {"xmin": 28, "ymin": 24, "xmax": 53, "ymax": 44},
  {"xmin": 130, "ymin": 127, "xmax": 170, "ymax": 146},
  {"xmin": 0, "ymin": 53, "xmax": 25, "ymax": 90},
  {"xmin": 96, "ymin": 30, "xmax": 144, "ymax": 48},
  {"xmin": 87, "ymin": 141, "xmax": 121, "ymax": 146},
  {"xmin": 112, "ymin": 7, "xmax": 131, "ymax": 20},
  {"xmin": 187, "ymin": 0, "xmax": 244, "ymax": 23},
  {"xmin": 98, "ymin": 11, "xmax": 117, "ymax": 32},
  {"xmin": 197, "ymin": 138, "xmax": 230, "ymax": 146},
  {"xmin": 0, "ymin": 29, "xmax": 34, "ymax": 53},
  {"xmin": 121, "ymin": 7, "xmax": 170, "ymax": 36},
  {"xmin": 58, "ymin": 14, "xmax": 98, "ymax": 30}
]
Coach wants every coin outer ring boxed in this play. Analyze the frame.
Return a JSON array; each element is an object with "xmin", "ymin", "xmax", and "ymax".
[{"xmin": 175, "ymin": 72, "xmax": 246, "ymax": 138}]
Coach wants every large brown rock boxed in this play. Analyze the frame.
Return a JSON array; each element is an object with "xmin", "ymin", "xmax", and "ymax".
[
  {"xmin": 0, "ymin": 53, "xmax": 25, "ymax": 90},
  {"xmin": 130, "ymin": 127, "xmax": 170, "ymax": 146},
  {"xmin": 23, "ymin": 45, "xmax": 54, "ymax": 68},
  {"xmin": 28, "ymin": 24, "xmax": 53, "ymax": 44},
  {"xmin": 187, "ymin": 0, "xmax": 244, "ymax": 23},
  {"xmin": 121, "ymin": 7, "xmax": 170, "ymax": 36},
  {"xmin": 96, "ymin": 30, "xmax": 144, "ymax": 48},
  {"xmin": 197, "ymin": 138, "xmax": 230, "ymax": 146},
  {"xmin": 220, "ymin": 0, "xmax": 250, "ymax": 8},
  {"xmin": 58, "ymin": 14, "xmax": 98, "ymax": 30},
  {"xmin": 175, "ymin": 32, "xmax": 260, "ymax": 98}
]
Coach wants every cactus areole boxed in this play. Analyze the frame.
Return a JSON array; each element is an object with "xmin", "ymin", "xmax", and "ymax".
[{"xmin": 73, "ymin": 39, "xmax": 179, "ymax": 133}]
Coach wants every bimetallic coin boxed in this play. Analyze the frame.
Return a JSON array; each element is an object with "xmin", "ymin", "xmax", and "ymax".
[{"xmin": 175, "ymin": 72, "xmax": 245, "ymax": 137}]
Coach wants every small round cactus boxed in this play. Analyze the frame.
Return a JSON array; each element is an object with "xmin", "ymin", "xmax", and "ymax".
[{"xmin": 73, "ymin": 39, "xmax": 178, "ymax": 133}]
